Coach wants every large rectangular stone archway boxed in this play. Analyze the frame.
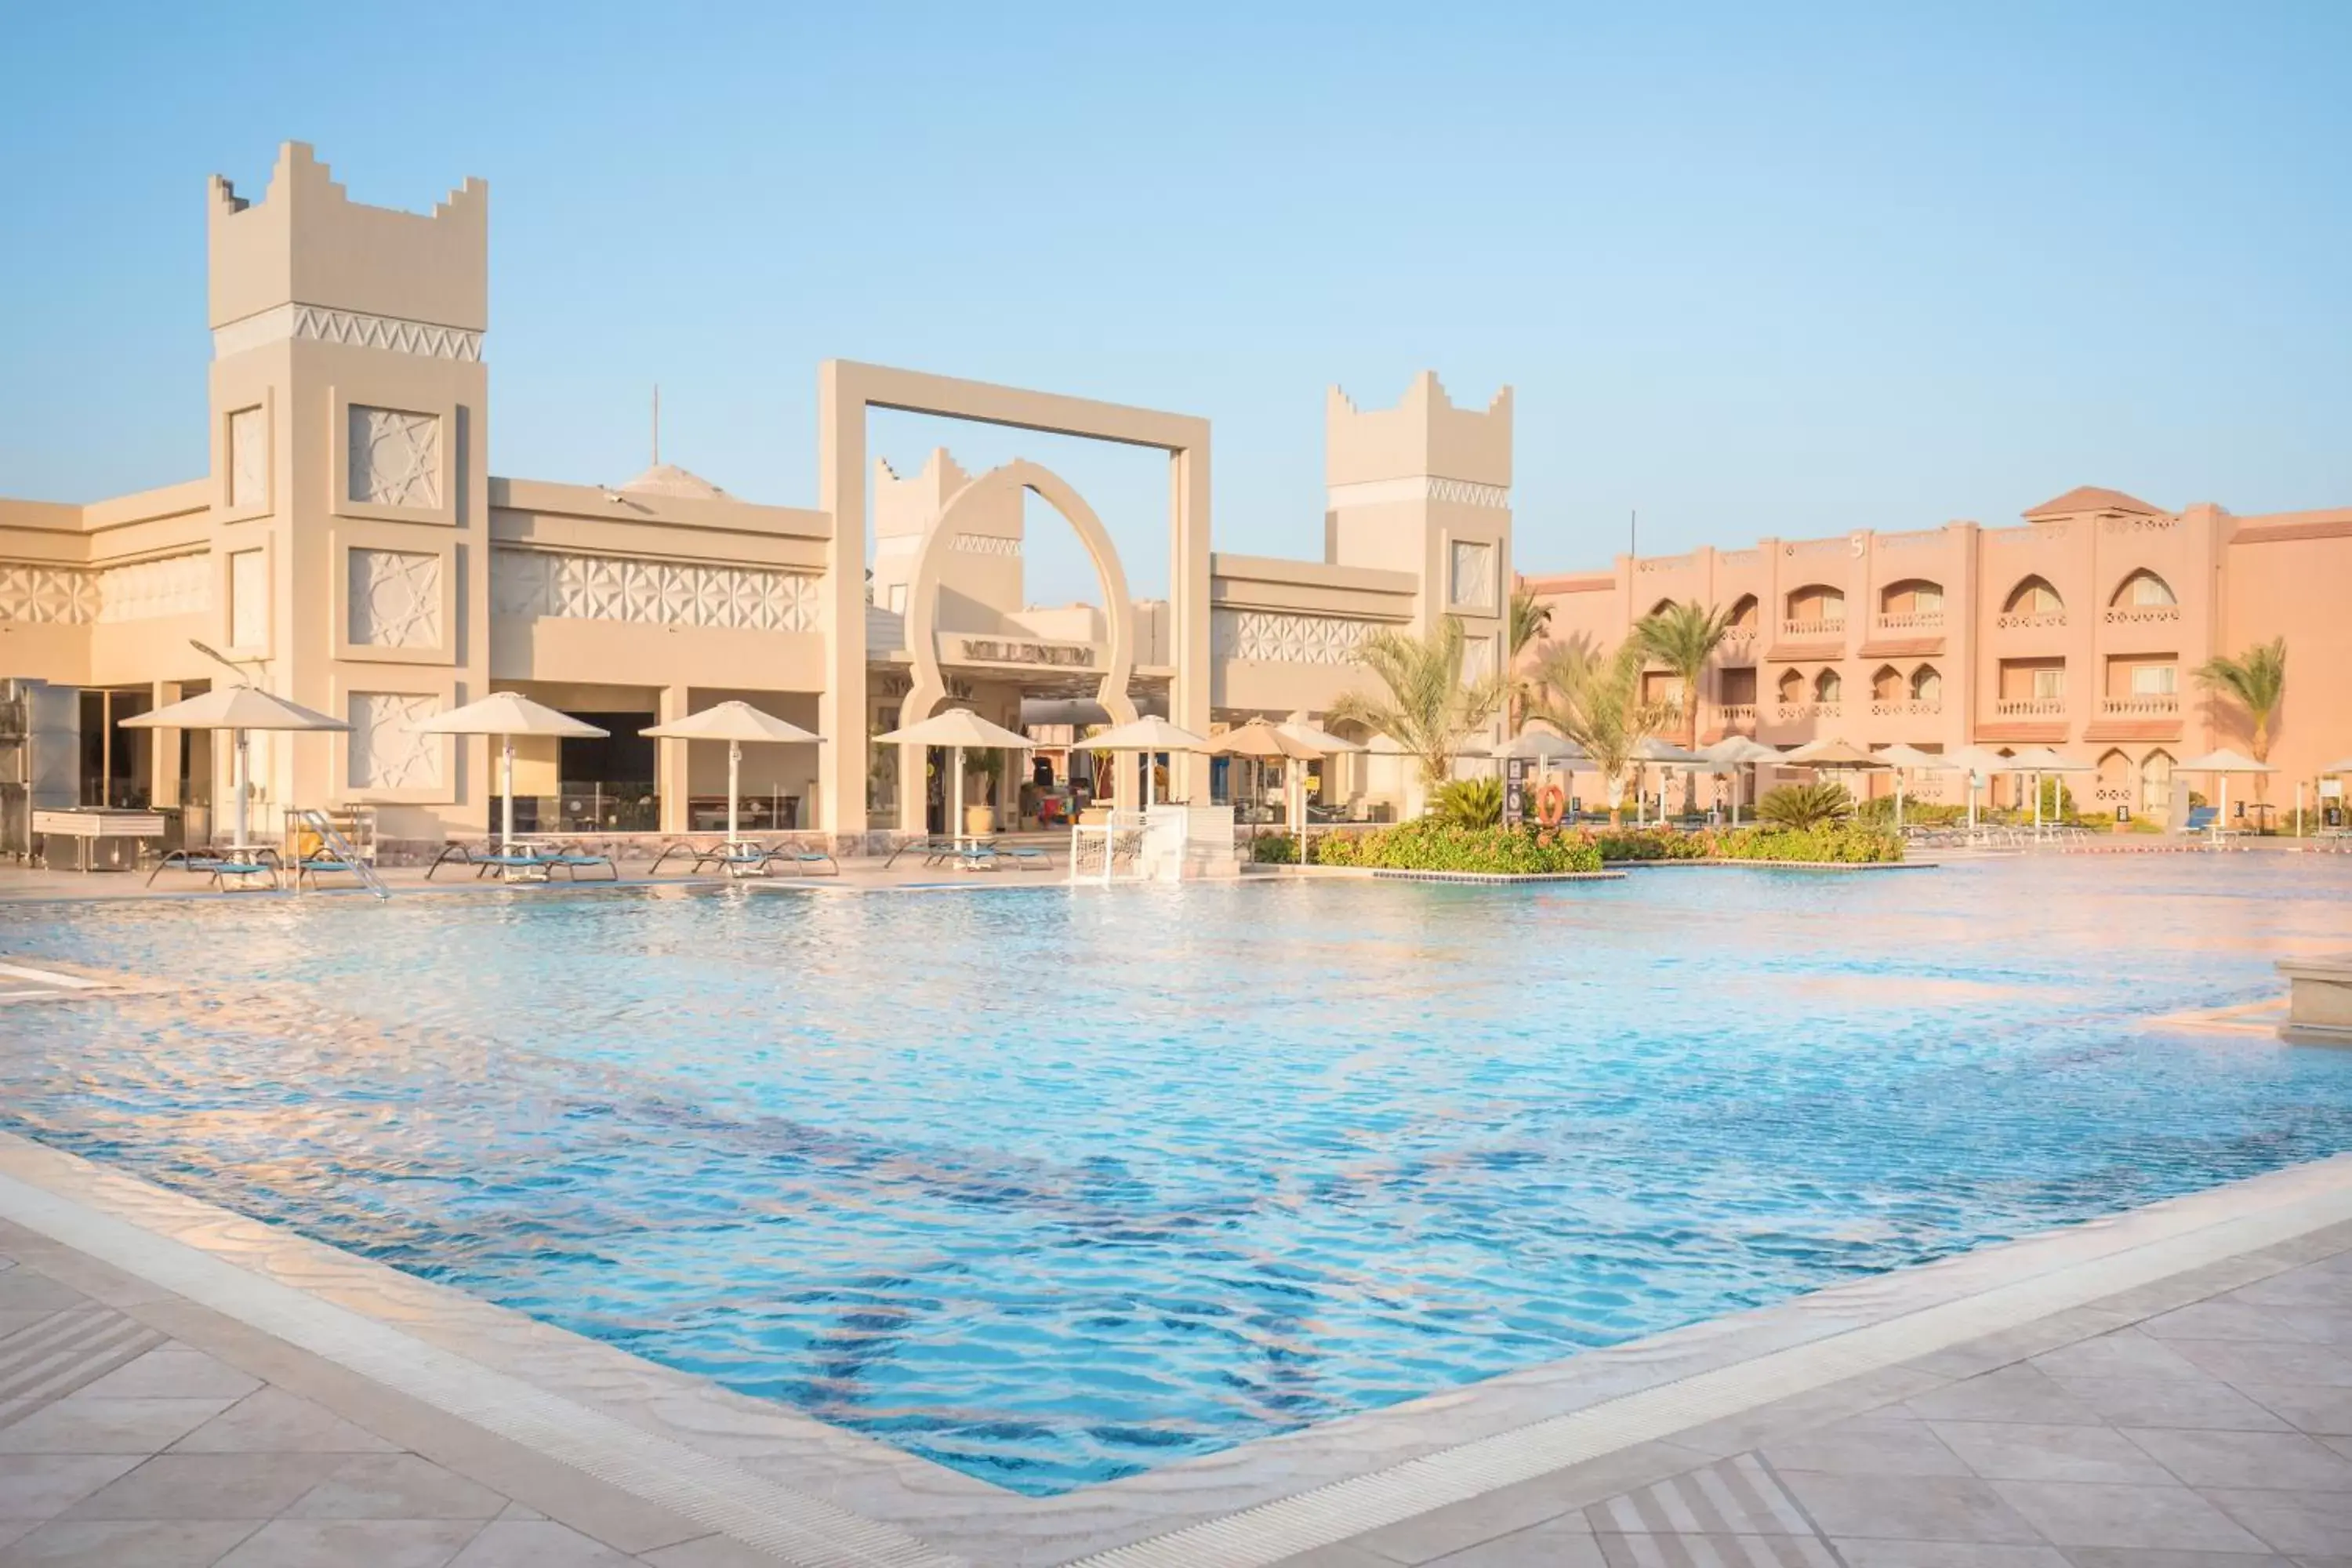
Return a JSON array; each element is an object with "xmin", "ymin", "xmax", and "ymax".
[{"xmin": 816, "ymin": 361, "xmax": 1212, "ymax": 837}]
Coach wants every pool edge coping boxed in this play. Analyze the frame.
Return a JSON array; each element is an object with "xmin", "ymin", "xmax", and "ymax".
[{"xmin": 0, "ymin": 1127, "xmax": 2346, "ymax": 1565}]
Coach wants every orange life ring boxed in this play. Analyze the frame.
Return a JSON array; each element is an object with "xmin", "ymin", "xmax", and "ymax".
[{"xmin": 1536, "ymin": 782, "xmax": 1567, "ymax": 827}]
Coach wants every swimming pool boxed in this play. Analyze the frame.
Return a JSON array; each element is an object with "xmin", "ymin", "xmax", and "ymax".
[{"xmin": 2, "ymin": 857, "xmax": 2349, "ymax": 1494}]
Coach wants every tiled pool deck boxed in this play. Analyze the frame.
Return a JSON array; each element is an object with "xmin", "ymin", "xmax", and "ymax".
[{"xmin": 0, "ymin": 1127, "xmax": 2347, "ymax": 1567}]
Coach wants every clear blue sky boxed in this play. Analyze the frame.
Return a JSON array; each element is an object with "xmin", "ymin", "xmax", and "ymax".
[{"xmin": 4, "ymin": 3, "xmax": 2347, "ymax": 604}]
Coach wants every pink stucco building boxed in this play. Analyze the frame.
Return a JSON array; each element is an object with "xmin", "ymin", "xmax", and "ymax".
[{"xmin": 1526, "ymin": 488, "xmax": 2352, "ymax": 822}]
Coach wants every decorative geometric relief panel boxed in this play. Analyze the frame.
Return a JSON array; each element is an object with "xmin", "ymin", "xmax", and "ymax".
[
  {"xmin": 489, "ymin": 549, "xmax": 819, "ymax": 632},
  {"xmin": 1211, "ymin": 608, "xmax": 1377, "ymax": 666},
  {"xmin": 1450, "ymin": 539, "xmax": 1496, "ymax": 612},
  {"xmin": 228, "ymin": 406, "xmax": 267, "ymax": 509},
  {"xmin": 94, "ymin": 555, "xmax": 211, "ymax": 622},
  {"xmin": 0, "ymin": 564, "xmax": 100, "ymax": 624},
  {"xmin": 347, "ymin": 691, "xmax": 441, "ymax": 791},
  {"xmin": 348, "ymin": 406, "xmax": 441, "ymax": 509},
  {"xmin": 347, "ymin": 549, "xmax": 442, "ymax": 648},
  {"xmin": 229, "ymin": 550, "xmax": 268, "ymax": 648},
  {"xmin": 951, "ymin": 533, "xmax": 1022, "ymax": 557}
]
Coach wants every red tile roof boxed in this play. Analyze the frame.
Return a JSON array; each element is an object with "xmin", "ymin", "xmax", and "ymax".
[{"xmin": 2023, "ymin": 485, "xmax": 2167, "ymax": 519}]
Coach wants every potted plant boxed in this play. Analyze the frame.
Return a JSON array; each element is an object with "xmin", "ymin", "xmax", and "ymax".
[{"xmin": 964, "ymin": 750, "xmax": 1003, "ymax": 836}]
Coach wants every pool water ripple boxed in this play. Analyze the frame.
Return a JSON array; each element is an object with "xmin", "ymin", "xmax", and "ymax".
[{"xmin": 1, "ymin": 855, "xmax": 2350, "ymax": 1492}]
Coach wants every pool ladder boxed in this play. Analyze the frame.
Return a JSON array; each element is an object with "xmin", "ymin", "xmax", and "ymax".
[{"xmin": 293, "ymin": 808, "xmax": 390, "ymax": 900}]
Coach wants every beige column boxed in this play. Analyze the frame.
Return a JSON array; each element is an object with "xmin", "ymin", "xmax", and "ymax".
[
  {"xmin": 658, "ymin": 684, "xmax": 691, "ymax": 834},
  {"xmin": 815, "ymin": 361, "xmax": 868, "ymax": 840},
  {"xmin": 150, "ymin": 681, "xmax": 183, "ymax": 808},
  {"xmin": 1168, "ymin": 445, "xmax": 1212, "ymax": 803},
  {"xmin": 898, "ymin": 742, "xmax": 925, "ymax": 837}
]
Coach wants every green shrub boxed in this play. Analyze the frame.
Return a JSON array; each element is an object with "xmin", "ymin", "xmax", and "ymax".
[
  {"xmin": 1249, "ymin": 834, "xmax": 1298, "ymax": 864},
  {"xmin": 1711, "ymin": 824, "xmax": 1904, "ymax": 863},
  {"xmin": 1583, "ymin": 822, "xmax": 1902, "ymax": 864},
  {"xmin": 1853, "ymin": 796, "xmax": 1966, "ymax": 826},
  {"xmin": 1587, "ymin": 828, "xmax": 1708, "ymax": 862},
  {"xmin": 1757, "ymin": 782, "xmax": 1854, "ymax": 829},
  {"xmin": 1430, "ymin": 775, "xmax": 1504, "ymax": 828},
  {"xmin": 1311, "ymin": 819, "xmax": 1601, "ymax": 874}
]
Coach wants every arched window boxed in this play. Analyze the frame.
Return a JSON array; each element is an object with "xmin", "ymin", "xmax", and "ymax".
[
  {"xmin": 1785, "ymin": 585, "xmax": 1846, "ymax": 627},
  {"xmin": 2004, "ymin": 576, "xmax": 2064, "ymax": 615},
  {"xmin": 1911, "ymin": 664, "xmax": 1943, "ymax": 703},
  {"xmin": 2111, "ymin": 569, "xmax": 2177, "ymax": 608},
  {"xmin": 2140, "ymin": 748, "xmax": 2175, "ymax": 811},
  {"xmin": 1777, "ymin": 667, "xmax": 1806, "ymax": 702},
  {"xmin": 1879, "ymin": 579, "xmax": 1945, "ymax": 616},
  {"xmin": 2096, "ymin": 748, "xmax": 2132, "ymax": 804},
  {"xmin": 1814, "ymin": 668, "xmax": 1843, "ymax": 702},
  {"xmin": 1872, "ymin": 664, "xmax": 1904, "ymax": 700},
  {"xmin": 1728, "ymin": 593, "xmax": 1759, "ymax": 631}
]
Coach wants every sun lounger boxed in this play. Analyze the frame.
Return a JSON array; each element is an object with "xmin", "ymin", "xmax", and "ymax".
[
  {"xmin": 765, "ymin": 842, "xmax": 839, "ymax": 877},
  {"xmin": 207, "ymin": 859, "xmax": 279, "ymax": 892},
  {"xmin": 1003, "ymin": 845, "xmax": 1053, "ymax": 872},
  {"xmin": 884, "ymin": 835, "xmax": 952, "ymax": 869},
  {"xmin": 295, "ymin": 853, "xmax": 365, "ymax": 889},
  {"xmin": 147, "ymin": 845, "xmax": 282, "ymax": 886}
]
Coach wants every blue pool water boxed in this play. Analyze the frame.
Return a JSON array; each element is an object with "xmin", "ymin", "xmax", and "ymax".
[{"xmin": 2, "ymin": 856, "xmax": 2350, "ymax": 1494}]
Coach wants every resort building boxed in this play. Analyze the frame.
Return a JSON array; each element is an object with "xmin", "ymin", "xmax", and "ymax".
[
  {"xmin": 0, "ymin": 144, "xmax": 1511, "ymax": 853},
  {"xmin": 1528, "ymin": 491, "xmax": 2352, "ymax": 822},
  {"xmin": 0, "ymin": 142, "xmax": 2343, "ymax": 850}
]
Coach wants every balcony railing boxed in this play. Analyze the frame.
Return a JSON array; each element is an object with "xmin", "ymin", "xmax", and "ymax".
[
  {"xmin": 1993, "ymin": 697, "xmax": 2066, "ymax": 717},
  {"xmin": 1873, "ymin": 612, "xmax": 1945, "ymax": 632},
  {"xmin": 1717, "ymin": 703, "xmax": 1758, "ymax": 728},
  {"xmin": 1780, "ymin": 619, "xmax": 1846, "ymax": 639},
  {"xmin": 1869, "ymin": 699, "xmax": 1944, "ymax": 717},
  {"xmin": 1777, "ymin": 701, "xmax": 1842, "ymax": 720},
  {"xmin": 2099, "ymin": 695, "xmax": 2180, "ymax": 717},
  {"xmin": 1995, "ymin": 611, "xmax": 2067, "ymax": 630},
  {"xmin": 2103, "ymin": 605, "xmax": 2181, "ymax": 625}
]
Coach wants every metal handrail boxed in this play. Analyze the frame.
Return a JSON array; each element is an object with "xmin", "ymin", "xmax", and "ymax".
[{"xmin": 294, "ymin": 808, "xmax": 390, "ymax": 899}]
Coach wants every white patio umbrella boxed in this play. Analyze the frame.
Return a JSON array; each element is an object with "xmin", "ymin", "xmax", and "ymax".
[
  {"xmin": 414, "ymin": 692, "xmax": 608, "ymax": 854},
  {"xmin": 2178, "ymin": 747, "xmax": 2274, "ymax": 832},
  {"xmin": 1629, "ymin": 737, "xmax": 1704, "ymax": 824},
  {"xmin": 121, "ymin": 685, "xmax": 349, "ymax": 852},
  {"xmin": 2007, "ymin": 746, "xmax": 2093, "ymax": 830},
  {"xmin": 1874, "ymin": 743, "xmax": 1959, "ymax": 833},
  {"xmin": 873, "ymin": 708, "xmax": 1033, "ymax": 845},
  {"xmin": 1214, "ymin": 719, "xmax": 1323, "ymax": 860},
  {"xmin": 1942, "ymin": 746, "xmax": 2013, "ymax": 831},
  {"xmin": 1700, "ymin": 735, "xmax": 1778, "ymax": 824},
  {"xmin": 1083, "ymin": 715, "xmax": 1212, "ymax": 809},
  {"xmin": 640, "ymin": 702, "xmax": 823, "ymax": 844}
]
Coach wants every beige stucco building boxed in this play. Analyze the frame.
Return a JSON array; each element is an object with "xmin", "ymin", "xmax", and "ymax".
[{"xmin": 0, "ymin": 145, "xmax": 1518, "ymax": 853}]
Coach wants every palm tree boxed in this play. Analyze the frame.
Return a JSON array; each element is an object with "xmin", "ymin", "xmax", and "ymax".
[
  {"xmin": 1329, "ymin": 615, "xmax": 1507, "ymax": 793},
  {"xmin": 2196, "ymin": 637, "xmax": 2288, "ymax": 799},
  {"xmin": 1505, "ymin": 585, "xmax": 1552, "ymax": 735},
  {"xmin": 1526, "ymin": 640, "xmax": 1674, "ymax": 825},
  {"xmin": 1633, "ymin": 600, "xmax": 1734, "ymax": 810}
]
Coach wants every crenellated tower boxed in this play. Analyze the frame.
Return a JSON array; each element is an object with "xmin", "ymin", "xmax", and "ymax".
[
  {"xmin": 205, "ymin": 142, "xmax": 489, "ymax": 839},
  {"xmin": 1324, "ymin": 372, "xmax": 1514, "ymax": 688}
]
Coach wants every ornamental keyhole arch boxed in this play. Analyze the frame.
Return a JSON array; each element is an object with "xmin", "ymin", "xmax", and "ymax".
[{"xmin": 898, "ymin": 459, "xmax": 1142, "ymax": 730}]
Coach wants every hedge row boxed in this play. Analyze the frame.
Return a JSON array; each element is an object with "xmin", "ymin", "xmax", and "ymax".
[{"xmin": 1255, "ymin": 821, "xmax": 1902, "ymax": 871}]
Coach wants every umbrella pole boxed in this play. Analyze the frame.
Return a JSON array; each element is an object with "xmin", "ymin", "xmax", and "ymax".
[
  {"xmin": 1896, "ymin": 771, "xmax": 1905, "ymax": 833},
  {"xmin": 501, "ymin": 735, "xmax": 516, "ymax": 855},
  {"xmin": 232, "ymin": 728, "xmax": 249, "ymax": 850},
  {"xmin": 953, "ymin": 745, "xmax": 964, "ymax": 847},
  {"xmin": 728, "ymin": 739, "xmax": 741, "ymax": 845}
]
